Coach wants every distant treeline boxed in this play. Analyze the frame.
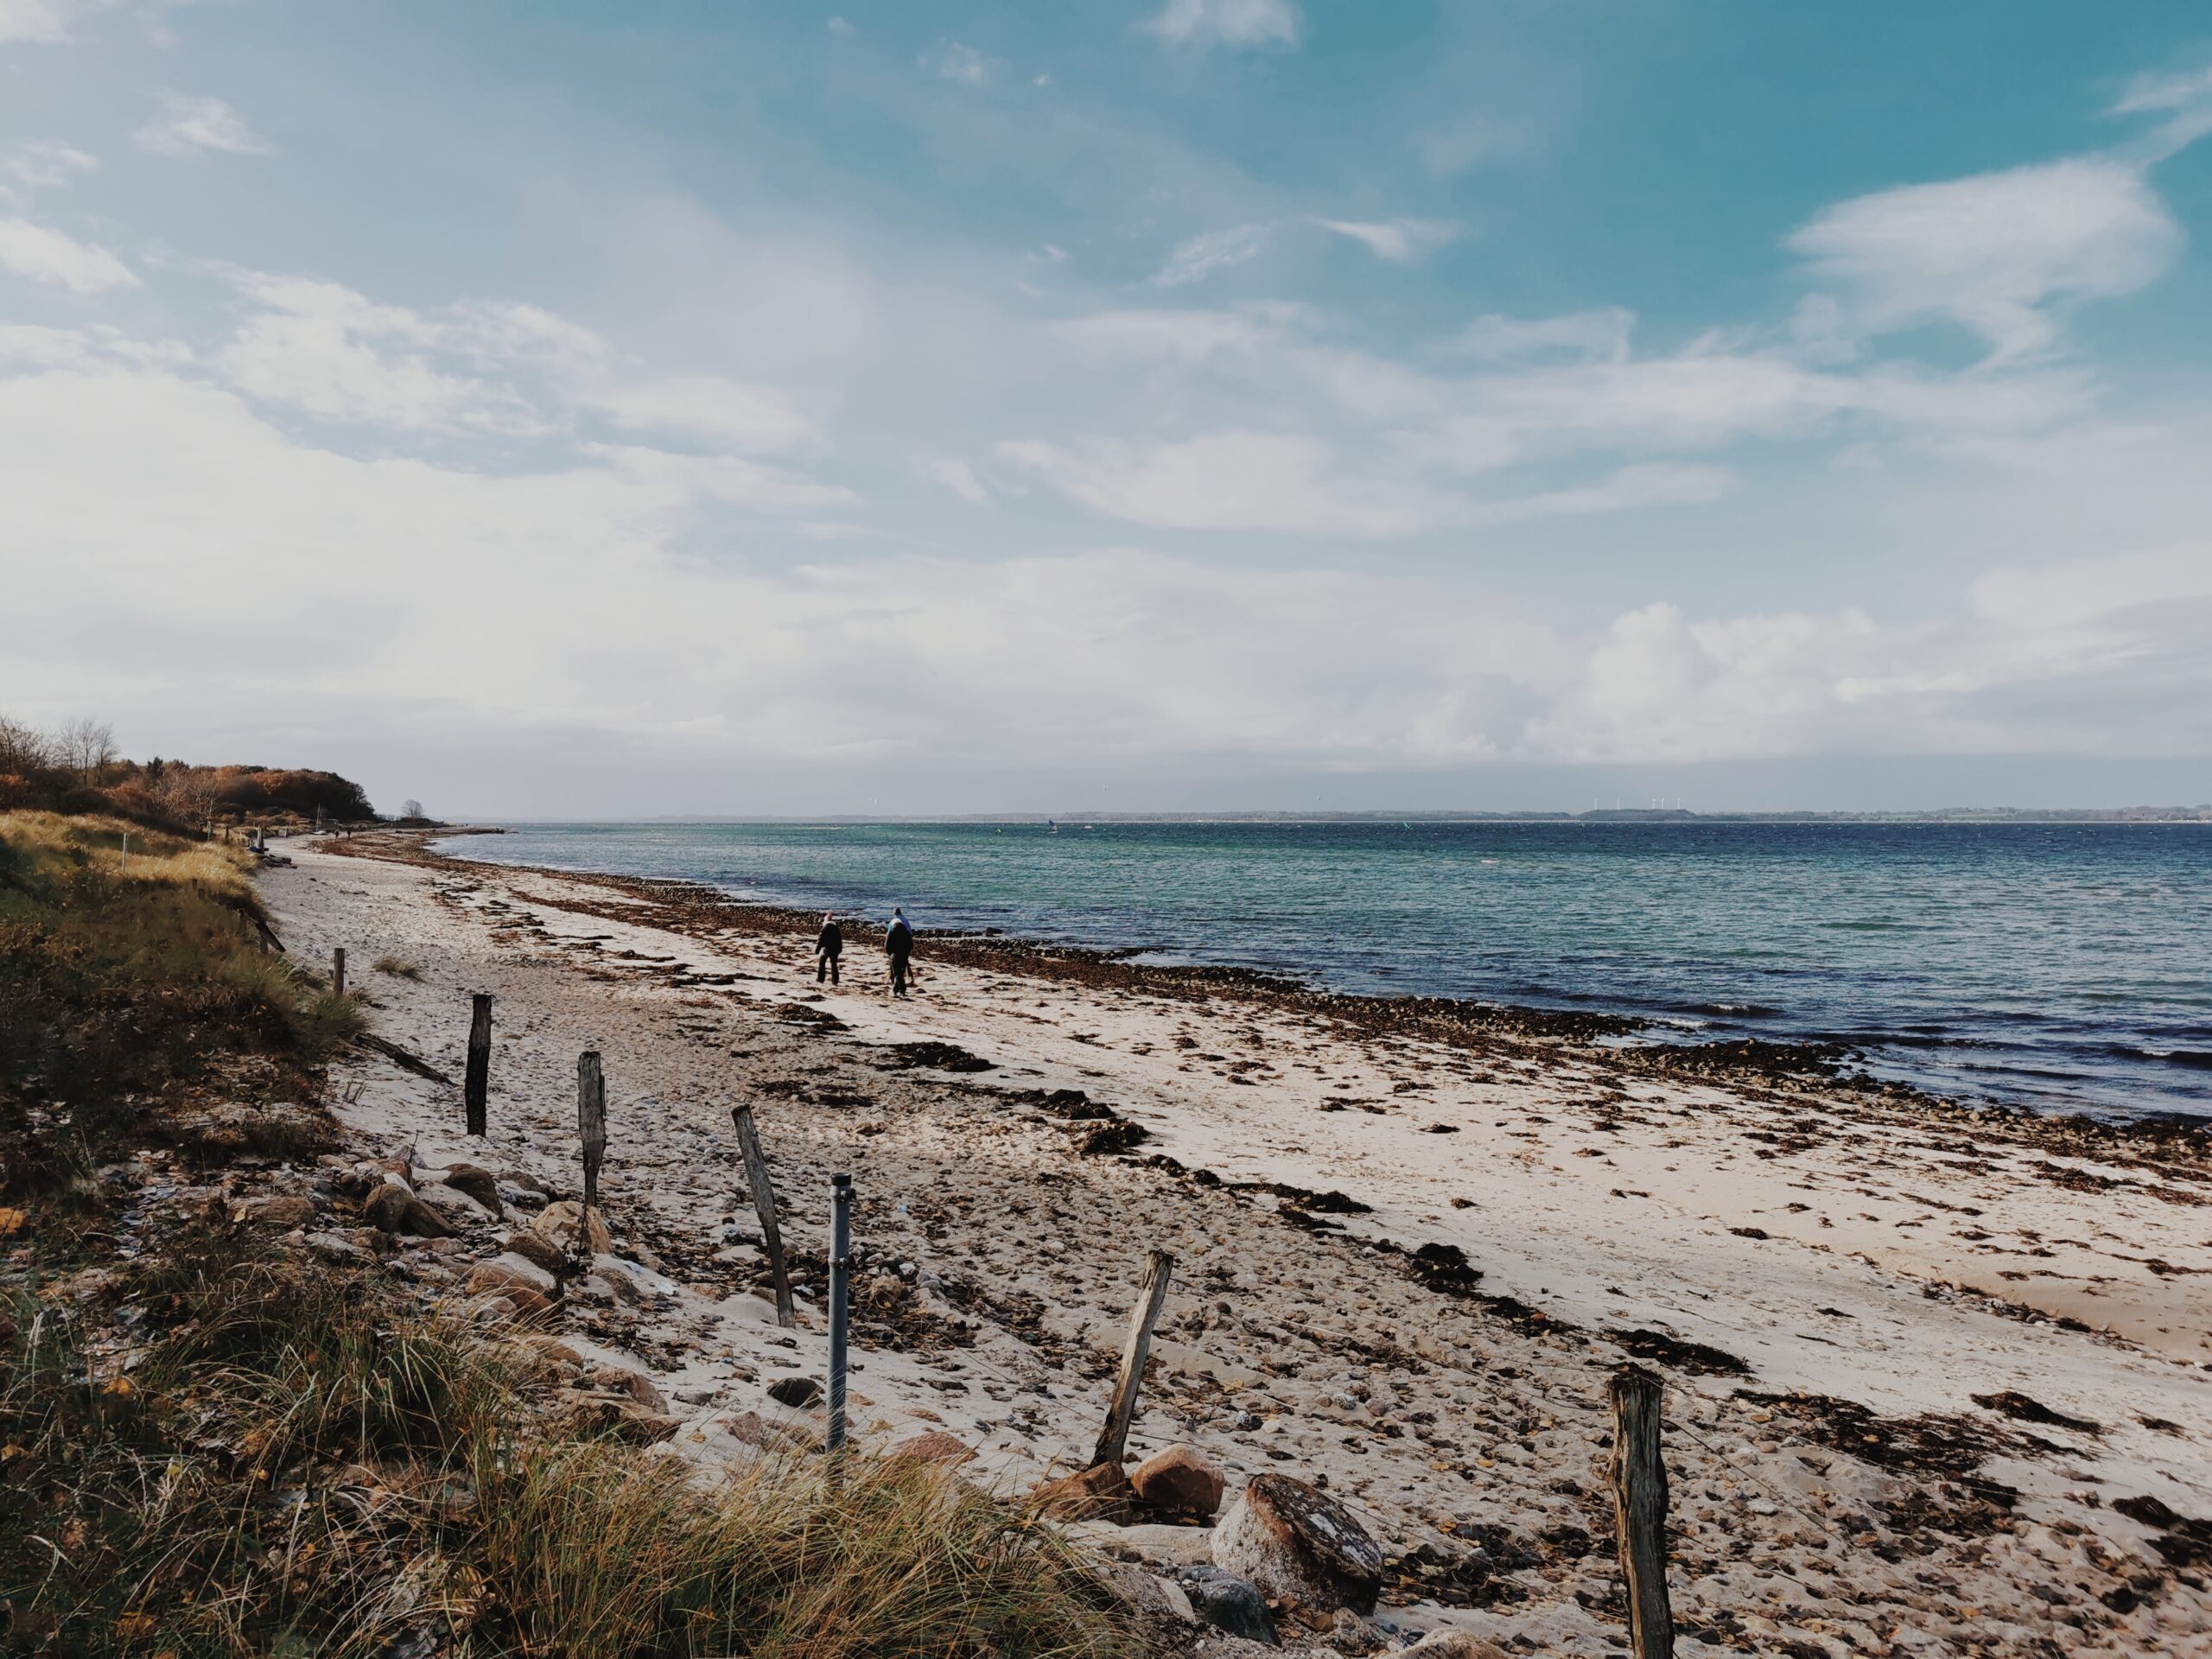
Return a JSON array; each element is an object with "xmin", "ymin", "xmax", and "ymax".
[{"xmin": 0, "ymin": 714, "xmax": 378, "ymax": 833}]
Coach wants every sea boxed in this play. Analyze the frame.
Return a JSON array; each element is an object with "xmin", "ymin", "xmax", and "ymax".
[{"xmin": 435, "ymin": 820, "xmax": 2212, "ymax": 1122}]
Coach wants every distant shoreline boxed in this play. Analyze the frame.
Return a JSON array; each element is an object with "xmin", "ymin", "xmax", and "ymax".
[{"xmin": 460, "ymin": 808, "xmax": 2212, "ymax": 827}]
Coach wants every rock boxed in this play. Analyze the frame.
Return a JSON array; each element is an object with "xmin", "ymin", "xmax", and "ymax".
[
  {"xmin": 440, "ymin": 1164, "xmax": 504, "ymax": 1216},
  {"xmin": 766, "ymin": 1376, "xmax": 823, "ymax": 1409},
  {"xmin": 1132, "ymin": 1444, "xmax": 1226, "ymax": 1519},
  {"xmin": 502, "ymin": 1228, "xmax": 567, "ymax": 1278},
  {"xmin": 887, "ymin": 1430, "xmax": 976, "ymax": 1466},
  {"xmin": 1176, "ymin": 1565, "xmax": 1277, "ymax": 1645},
  {"xmin": 592, "ymin": 1262, "xmax": 643, "ymax": 1306},
  {"xmin": 463, "ymin": 1260, "xmax": 555, "ymax": 1318},
  {"xmin": 1064, "ymin": 1521, "xmax": 1217, "ymax": 1570},
  {"xmin": 1399, "ymin": 1632, "xmax": 1512, "ymax": 1659},
  {"xmin": 1212, "ymin": 1474, "xmax": 1383, "ymax": 1616},
  {"xmin": 361, "ymin": 1182, "xmax": 452, "ymax": 1239},
  {"xmin": 717, "ymin": 1409, "xmax": 816, "ymax": 1454},
  {"xmin": 479, "ymin": 1251, "xmax": 558, "ymax": 1295},
  {"xmin": 586, "ymin": 1364, "xmax": 669, "ymax": 1415},
  {"xmin": 1319, "ymin": 1608, "xmax": 1388, "ymax": 1654},
  {"xmin": 533, "ymin": 1200, "xmax": 612, "ymax": 1256},
  {"xmin": 1091, "ymin": 1560, "xmax": 1198, "ymax": 1628},
  {"xmin": 415, "ymin": 1182, "xmax": 495, "ymax": 1227},
  {"xmin": 1033, "ymin": 1461, "xmax": 1138, "ymax": 1523},
  {"xmin": 557, "ymin": 1387, "xmax": 680, "ymax": 1445},
  {"xmin": 305, "ymin": 1230, "xmax": 373, "ymax": 1265},
  {"xmin": 238, "ymin": 1195, "xmax": 315, "ymax": 1229}
]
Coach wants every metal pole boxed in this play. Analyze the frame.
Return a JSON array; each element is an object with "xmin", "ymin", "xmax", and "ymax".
[{"xmin": 827, "ymin": 1173, "xmax": 853, "ymax": 1475}]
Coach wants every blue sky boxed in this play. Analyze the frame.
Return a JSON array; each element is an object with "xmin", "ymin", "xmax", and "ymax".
[{"xmin": 4, "ymin": 1, "xmax": 2211, "ymax": 814}]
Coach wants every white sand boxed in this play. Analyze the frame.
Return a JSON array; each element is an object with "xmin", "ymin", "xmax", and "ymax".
[{"xmin": 261, "ymin": 834, "xmax": 2212, "ymax": 1657}]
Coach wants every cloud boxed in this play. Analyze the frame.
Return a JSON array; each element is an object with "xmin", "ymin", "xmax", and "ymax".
[
  {"xmin": 923, "ymin": 455, "xmax": 988, "ymax": 503},
  {"xmin": 925, "ymin": 41, "xmax": 998, "ymax": 87},
  {"xmin": 0, "ymin": 139, "xmax": 97, "ymax": 200},
  {"xmin": 1153, "ymin": 222, "xmax": 1271, "ymax": 287},
  {"xmin": 825, "ymin": 15, "xmax": 854, "ymax": 37},
  {"xmin": 2112, "ymin": 58, "xmax": 2212, "ymax": 162},
  {"xmin": 1787, "ymin": 158, "xmax": 2182, "ymax": 362},
  {"xmin": 1143, "ymin": 0, "xmax": 1299, "ymax": 49},
  {"xmin": 134, "ymin": 93, "xmax": 269, "ymax": 159},
  {"xmin": 1316, "ymin": 218, "xmax": 1459, "ymax": 263},
  {"xmin": 587, "ymin": 374, "xmax": 816, "ymax": 453},
  {"xmin": 0, "ymin": 216, "xmax": 137, "ymax": 293},
  {"xmin": 0, "ymin": 0, "xmax": 114, "ymax": 42},
  {"xmin": 1458, "ymin": 308, "xmax": 1633, "ymax": 363}
]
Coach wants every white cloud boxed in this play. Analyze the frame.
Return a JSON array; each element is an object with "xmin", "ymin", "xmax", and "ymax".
[
  {"xmin": 1144, "ymin": 0, "xmax": 1299, "ymax": 49},
  {"xmin": 0, "ymin": 139, "xmax": 97, "ymax": 200},
  {"xmin": 1153, "ymin": 222, "xmax": 1271, "ymax": 288},
  {"xmin": 2112, "ymin": 59, "xmax": 2212, "ymax": 162},
  {"xmin": 1316, "ymin": 218, "xmax": 1459, "ymax": 263},
  {"xmin": 0, "ymin": 216, "xmax": 137, "ymax": 293},
  {"xmin": 926, "ymin": 41, "xmax": 998, "ymax": 87},
  {"xmin": 1458, "ymin": 307, "xmax": 1633, "ymax": 363},
  {"xmin": 0, "ymin": 0, "xmax": 115, "ymax": 42},
  {"xmin": 924, "ymin": 455, "xmax": 988, "ymax": 503},
  {"xmin": 134, "ymin": 92, "xmax": 269, "ymax": 159},
  {"xmin": 588, "ymin": 374, "xmax": 815, "ymax": 453},
  {"xmin": 1787, "ymin": 158, "xmax": 2181, "ymax": 362},
  {"xmin": 825, "ymin": 15, "xmax": 854, "ymax": 37}
]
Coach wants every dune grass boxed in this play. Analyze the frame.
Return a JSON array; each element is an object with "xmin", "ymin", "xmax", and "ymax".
[{"xmin": 0, "ymin": 1233, "xmax": 1132, "ymax": 1657}]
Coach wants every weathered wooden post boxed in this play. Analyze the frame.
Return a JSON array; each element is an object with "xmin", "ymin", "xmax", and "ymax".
[
  {"xmin": 1608, "ymin": 1364, "xmax": 1674, "ymax": 1659},
  {"xmin": 463, "ymin": 995, "xmax": 492, "ymax": 1136},
  {"xmin": 1091, "ymin": 1249, "xmax": 1175, "ymax": 1468},
  {"xmin": 827, "ymin": 1173, "xmax": 853, "ymax": 1477},
  {"xmin": 730, "ymin": 1105, "xmax": 795, "ymax": 1327},
  {"xmin": 331, "ymin": 947, "xmax": 346, "ymax": 998},
  {"xmin": 577, "ymin": 1050, "xmax": 607, "ymax": 1211}
]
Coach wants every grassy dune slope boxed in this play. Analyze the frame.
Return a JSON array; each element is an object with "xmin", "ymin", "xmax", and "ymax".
[{"xmin": 0, "ymin": 811, "xmax": 1133, "ymax": 1657}]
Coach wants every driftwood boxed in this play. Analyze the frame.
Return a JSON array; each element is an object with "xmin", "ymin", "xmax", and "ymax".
[
  {"xmin": 353, "ymin": 1033, "xmax": 453, "ymax": 1085},
  {"xmin": 1091, "ymin": 1249, "xmax": 1175, "ymax": 1468}
]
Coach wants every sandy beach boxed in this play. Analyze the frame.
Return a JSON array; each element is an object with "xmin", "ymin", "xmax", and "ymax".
[{"xmin": 260, "ymin": 831, "xmax": 2212, "ymax": 1657}]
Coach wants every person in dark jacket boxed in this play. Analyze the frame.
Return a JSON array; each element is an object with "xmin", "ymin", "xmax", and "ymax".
[
  {"xmin": 815, "ymin": 912, "xmax": 842, "ymax": 984},
  {"xmin": 885, "ymin": 906, "xmax": 913, "ymax": 996}
]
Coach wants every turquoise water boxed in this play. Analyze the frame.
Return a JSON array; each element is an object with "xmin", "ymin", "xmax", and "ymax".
[{"xmin": 440, "ymin": 821, "xmax": 2212, "ymax": 1121}]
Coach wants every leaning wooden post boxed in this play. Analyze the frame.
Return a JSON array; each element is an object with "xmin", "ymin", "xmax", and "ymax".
[
  {"xmin": 1090, "ymin": 1249, "xmax": 1175, "ymax": 1469},
  {"xmin": 826, "ymin": 1173, "xmax": 854, "ymax": 1479},
  {"xmin": 331, "ymin": 946, "xmax": 346, "ymax": 998},
  {"xmin": 577, "ymin": 1050, "xmax": 607, "ymax": 1211},
  {"xmin": 463, "ymin": 994, "xmax": 492, "ymax": 1136},
  {"xmin": 730, "ymin": 1105, "xmax": 795, "ymax": 1327},
  {"xmin": 1608, "ymin": 1364, "xmax": 1675, "ymax": 1659}
]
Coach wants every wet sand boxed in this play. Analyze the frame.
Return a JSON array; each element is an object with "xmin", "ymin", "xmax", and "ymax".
[{"xmin": 262, "ymin": 831, "xmax": 2212, "ymax": 1656}]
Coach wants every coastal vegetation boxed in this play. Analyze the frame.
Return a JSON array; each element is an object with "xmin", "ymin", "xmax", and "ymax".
[
  {"xmin": 0, "ymin": 713, "xmax": 378, "ymax": 831},
  {"xmin": 0, "ymin": 804, "xmax": 1131, "ymax": 1656}
]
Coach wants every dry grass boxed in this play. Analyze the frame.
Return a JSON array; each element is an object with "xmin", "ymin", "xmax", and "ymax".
[
  {"xmin": 372, "ymin": 954, "xmax": 424, "ymax": 980},
  {"xmin": 0, "ymin": 1235, "xmax": 1133, "ymax": 1657}
]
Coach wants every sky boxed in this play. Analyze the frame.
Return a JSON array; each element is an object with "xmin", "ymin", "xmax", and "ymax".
[{"xmin": 3, "ymin": 1, "xmax": 2212, "ymax": 817}]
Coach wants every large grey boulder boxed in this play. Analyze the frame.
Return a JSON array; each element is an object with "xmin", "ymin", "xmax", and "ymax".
[{"xmin": 1175, "ymin": 1563, "xmax": 1276, "ymax": 1644}]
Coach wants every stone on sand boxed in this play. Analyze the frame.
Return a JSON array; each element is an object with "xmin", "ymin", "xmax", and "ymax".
[
  {"xmin": 1211, "ymin": 1473, "xmax": 1384, "ymax": 1615},
  {"xmin": 1399, "ymin": 1633, "xmax": 1511, "ymax": 1658},
  {"xmin": 440, "ymin": 1163, "xmax": 504, "ymax": 1215},
  {"xmin": 1175, "ymin": 1564, "xmax": 1277, "ymax": 1644},
  {"xmin": 533, "ymin": 1199, "xmax": 612, "ymax": 1255},
  {"xmin": 1132, "ymin": 1444, "xmax": 1226, "ymax": 1519},
  {"xmin": 361, "ymin": 1181, "xmax": 451, "ymax": 1239},
  {"xmin": 888, "ymin": 1429, "xmax": 977, "ymax": 1465},
  {"xmin": 502, "ymin": 1227, "xmax": 567, "ymax": 1277}
]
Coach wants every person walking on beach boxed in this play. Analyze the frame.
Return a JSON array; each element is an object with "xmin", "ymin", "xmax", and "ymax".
[
  {"xmin": 814, "ymin": 912, "xmax": 842, "ymax": 985},
  {"xmin": 885, "ymin": 906, "xmax": 914, "ymax": 997}
]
